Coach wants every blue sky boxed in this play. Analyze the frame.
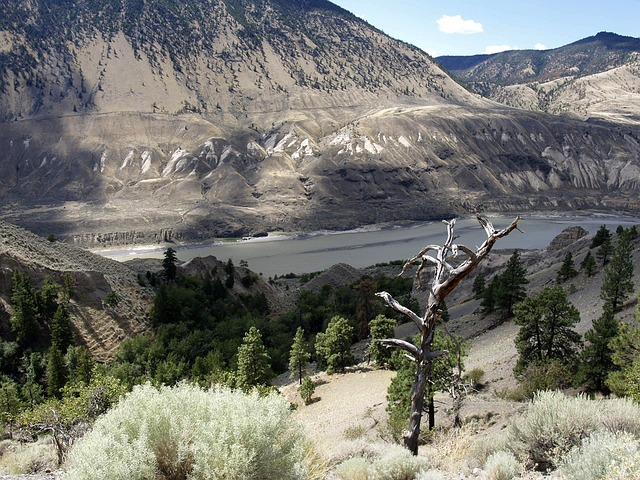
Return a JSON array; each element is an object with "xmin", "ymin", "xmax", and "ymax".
[{"xmin": 330, "ymin": 0, "xmax": 640, "ymax": 56}]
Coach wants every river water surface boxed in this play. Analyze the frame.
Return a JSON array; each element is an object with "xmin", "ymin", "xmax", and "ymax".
[{"xmin": 100, "ymin": 214, "xmax": 640, "ymax": 277}]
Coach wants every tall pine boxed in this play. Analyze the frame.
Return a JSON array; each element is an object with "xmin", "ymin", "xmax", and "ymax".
[
  {"xmin": 289, "ymin": 327, "xmax": 310, "ymax": 385},
  {"xmin": 496, "ymin": 250, "xmax": 528, "ymax": 318},
  {"xmin": 600, "ymin": 230, "xmax": 635, "ymax": 313},
  {"xmin": 575, "ymin": 307, "xmax": 618, "ymax": 394},
  {"xmin": 236, "ymin": 327, "xmax": 273, "ymax": 391}
]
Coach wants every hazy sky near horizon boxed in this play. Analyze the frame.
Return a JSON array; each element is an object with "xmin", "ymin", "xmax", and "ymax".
[{"xmin": 329, "ymin": 0, "xmax": 639, "ymax": 56}]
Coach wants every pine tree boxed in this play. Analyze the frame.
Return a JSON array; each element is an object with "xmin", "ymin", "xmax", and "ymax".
[
  {"xmin": 162, "ymin": 248, "xmax": 178, "ymax": 282},
  {"xmin": 235, "ymin": 327, "xmax": 272, "ymax": 392},
  {"xmin": 315, "ymin": 316, "xmax": 354, "ymax": 373},
  {"xmin": 47, "ymin": 345, "xmax": 67, "ymax": 398},
  {"xmin": 556, "ymin": 252, "xmax": 578, "ymax": 283},
  {"xmin": 496, "ymin": 250, "xmax": 529, "ymax": 318},
  {"xmin": 580, "ymin": 251, "xmax": 597, "ymax": 277},
  {"xmin": 289, "ymin": 327, "xmax": 310, "ymax": 385},
  {"xmin": 514, "ymin": 286, "xmax": 581, "ymax": 375},
  {"xmin": 606, "ymin": 321, "xmax": 640, "ymax": 401},
  {"xmin": 369, "ymin": 315, "xmax": 396, "ymax": 366},
  {"xmin": 600, "ymin": 231, "xmax": 635, "ymax": 313},
  {"xmin": 299, "ymin": 376, "xmax": 315, "ymax": 405},
  {"xmin": 472, "ymin": 271, "xmax": 486, "ymax": 297},
  {"xmin": 51, "ymin": 304, "xmax": 74, "ymax": 354},
  {"xmin": 596, "ymin": 238, "xmax": 614, "ymax": 266},
  {"xmin": 354, "ymin": 278, "xmax": 377, "ymax": 340},
  {"xmin": 575, "ymin": 308, "xmax": 619, "ymax": 394},
  {"xmin": 0, "ymin": 379, "xmax": 22, "ymax": 438},
  {"xmin": 590, "ymin": 225, "xmax": 611, "ymax": 249},
  {"xmin": 10, "ymin": 270, "xmax": 40, "ymax": 350},
  {"xmin": 480, "ymin": 275, "xmax": 499, "ymax": 314}
]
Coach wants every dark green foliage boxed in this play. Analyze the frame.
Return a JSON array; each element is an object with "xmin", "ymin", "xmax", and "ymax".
[
  {"xmin": 299, "ymin": 376, "xmax": 315, "ymax": 405},
  {"xmin": 556, "ymin": 252, "xmax": 578, "ymax": 283},
  {"xmin": 0, "ymin": 377, "xmax": 22, "ymax": 437},
  {"xmin": 600, "ymin": 229, "xmax": 635, "ymax": 313},
  {"xmin": 472, "ymin": 271, "xmax": 486, "ymax": 297},
  {"xmin": 236, "ymin": 327, "xmax": 273, "ymax": 391},
  {"xmin": 289, "ymin": 327, "xmax": 310, "ymax": 385},
  {"xmin": 590, "ymin": 225, "xmax": 611, "ymax": 249},
  {"xmin": 10, "ymin": 271, "xmax": 40, "ymax": 350},
  {"xmin": 596, "ymin": 238, "xmax": 613, "ymax": 266},
  {"xmin": 162, "ymin": 248, "xmax": 178, "ymax": 282},
  {"xmin": 51, "ymin": 304, "xmax": 74, "ymax": 354},
  {"xmin": 369, "ymin": 315, "xmax": 396, "ymax": 366},
  {"xmin": 46, "ymin": 345, "xmax": 67, "ymax": 399},
  {"xmin": 606, "ymin": 321, "xmax": 640, "ymax": 400},
  {"xmin": 580, "ymin": 251, "xmax": 597, "ymax": 277},
  {"xmin": 514, "ymin": 286, "xmax": 581, "ymax": 376},
  {"xmin": 498, "ymin": 250, "xmax": 529, "ymax": 318},
  {"xmin": 575, "ymin": 308, "xmax": 619, "ymax": 394},
  {"xmin": 480, "ymin": 251, "xmax": 528, "ymax": 318},
  {"xmin": 315, "ymin": 316, "xmax": 354, "ymax": 373}
]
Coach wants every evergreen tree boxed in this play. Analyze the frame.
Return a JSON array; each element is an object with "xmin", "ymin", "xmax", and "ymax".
[
  {"xmin": 472, "ymin": 271, "xmax": 486, "ymax": 297},
  {"xmin": 575, "ymin": 307, "xmax": 619, "ymax": 394},
  {"xmin": 496, "ymin": 250, "xmax": 529, "ymax": 318},
  {"xmin": 590, "ymin": 225, "xmax": 611, "ymax": 249},
  {"xmin": 480, "ymin": 275, "xmax": 499, "ymax": 314},
  {"xmin": 580, "ymin": 251, "xmax": 597, "ymax": 277},
  {"xmin": 514, "ymin": 286, "xmax": 581, "ymax": 375},
  {"xmin": 315, "ymin": 316, "xmax": 354, "ymax": 373},
  {"xmin": 0, "ymin": 378, "xmax": 22, "ymax": 438},
  {"xmin": 10, "ymin": 270, "xmax": 40, "ymax": 350},
  {"xmin": 235, "ymin": 327, "xmax": 272, "ymax": 392},
  {"xmin": 596, "ymin": 238, "xmax": 614, "ymax": 266},
  {"xmin": 369, "ymin": 315, "xmax": 396, "ymax": 366},
  {"xmin": 37, "ymin": 277, "xmax": 60, "ymax": 325},
  {"xmin": 47, "ymin": 345, "xmax": 67, "ymax": 399},
  {"xmin": 288, "ymin": 327, "xmax": 310, "ymax": 385},
  {"xmin": 299, "ymin": 376, "xmax": 315, "ymax": 405},
  {"xmin": 556, "ymin": 252, "xmax": 578, "ymax": 283},
  {"xmin": 606, "ymin": 321, "xmax": 640, "ymax": 401},
  {"xmin": 51, "ymin": 304, "xmax": 74, "ymax": 354},
  {"xmin": 600, "ymin": 231, "xmax": 635, "ymax": 313},
  {"xmin": 162, "ymin": 248, "xmax": 178, "ymax": 282}
]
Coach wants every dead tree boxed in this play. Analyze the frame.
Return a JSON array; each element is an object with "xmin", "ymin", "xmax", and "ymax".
[{"xmin": 376, "ymin": 215, "xmax": 521, "ymax": 455}]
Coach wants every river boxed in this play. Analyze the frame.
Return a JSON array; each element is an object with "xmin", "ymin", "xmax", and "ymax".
[{"xmin": 98, "ymin": 214, "xmax": 640, "ymax": 277}]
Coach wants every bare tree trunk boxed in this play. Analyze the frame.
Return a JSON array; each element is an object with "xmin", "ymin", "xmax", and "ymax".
[{"xmin": 378, "ymin": 216, "xmax": 521, "ymax": 455}]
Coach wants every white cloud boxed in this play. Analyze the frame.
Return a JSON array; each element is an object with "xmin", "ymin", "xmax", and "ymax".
[
  {"xmin": 437, "ymin": 15, "xmax": 483, "ymax": 35},
  {"xmin": 534, "ymin": 43, "xmax": 547, "ymax": 50},
  {"xmin": 484, "ymin": 44, "xmax": 514, "ymax": 54}
]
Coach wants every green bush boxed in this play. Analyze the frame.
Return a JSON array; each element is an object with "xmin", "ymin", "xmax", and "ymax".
[
  {"xmin": 65, "ymin": 383, "xmax": 308, "ymax": 480},
  {"xmin": 333, "ymin": 442, "xmax": 429, "ymax": 480},
  {"xmin": 560, "ymin": 431, "xmax": 640, "ymax": 480},
  {"xmin": 483, "ymin": 450, "xmax": 522, "ymax": 480},
  {"xmin": 300, "ymin": 376, "xmax": 315, "ymax": 405}
]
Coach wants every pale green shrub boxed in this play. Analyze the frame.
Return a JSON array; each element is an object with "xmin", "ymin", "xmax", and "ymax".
[
  {"xmin": 414, "ymin": 470, "xmax": 448, "ymax": 480},
  {"xmin": 560, "ymin": 431, "xmax": 640, "ymax": 480},
  {"xmin": 509, "ymin": 391, "xmax": 600, "ymax": 470},
  {"xmin": 66, "ymin": 383, "xmax": 308, "ymax": 480},
  {"xmin": 599, "ymin": 396, "xmax": 640, "ymax": 437},
  {"xmin": 467, "ymin": 434, "xmax": 509, "ymax": 466},
  {"xmin": 509, "ymin": 391, "xmax": 640, "ymax": 471},
  {"xmin": 483, "ymin": 450, "xmax": 522, "ymax": 480},
  {"xmin": 333, "ymin": 442, "xmax": 429, "ymax": 480},
  {"xmin": 369, "ymin": 445, "xmax": 430, "ymax": 480},
  {"xmin": 335, "ymin": 457, "xmax": 371, "ymax": 480},
  {"xmin": 0, "ymin": 440, "xmax": 57, "ymax": 474}
]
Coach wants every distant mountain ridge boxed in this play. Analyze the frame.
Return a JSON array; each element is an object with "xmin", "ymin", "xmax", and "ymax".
[
  {"xmin": 1, "ymin": 3, "xmax": 640, "ymax": 243},
  {"xmin": 436, "ymin": 32, "xmax": 640, "ymax": 124}
]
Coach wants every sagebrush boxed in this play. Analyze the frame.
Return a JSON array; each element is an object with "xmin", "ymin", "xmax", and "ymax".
[{"xmin": 65, "ymin": 383, "xmax": 309, "ymax": 480}]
